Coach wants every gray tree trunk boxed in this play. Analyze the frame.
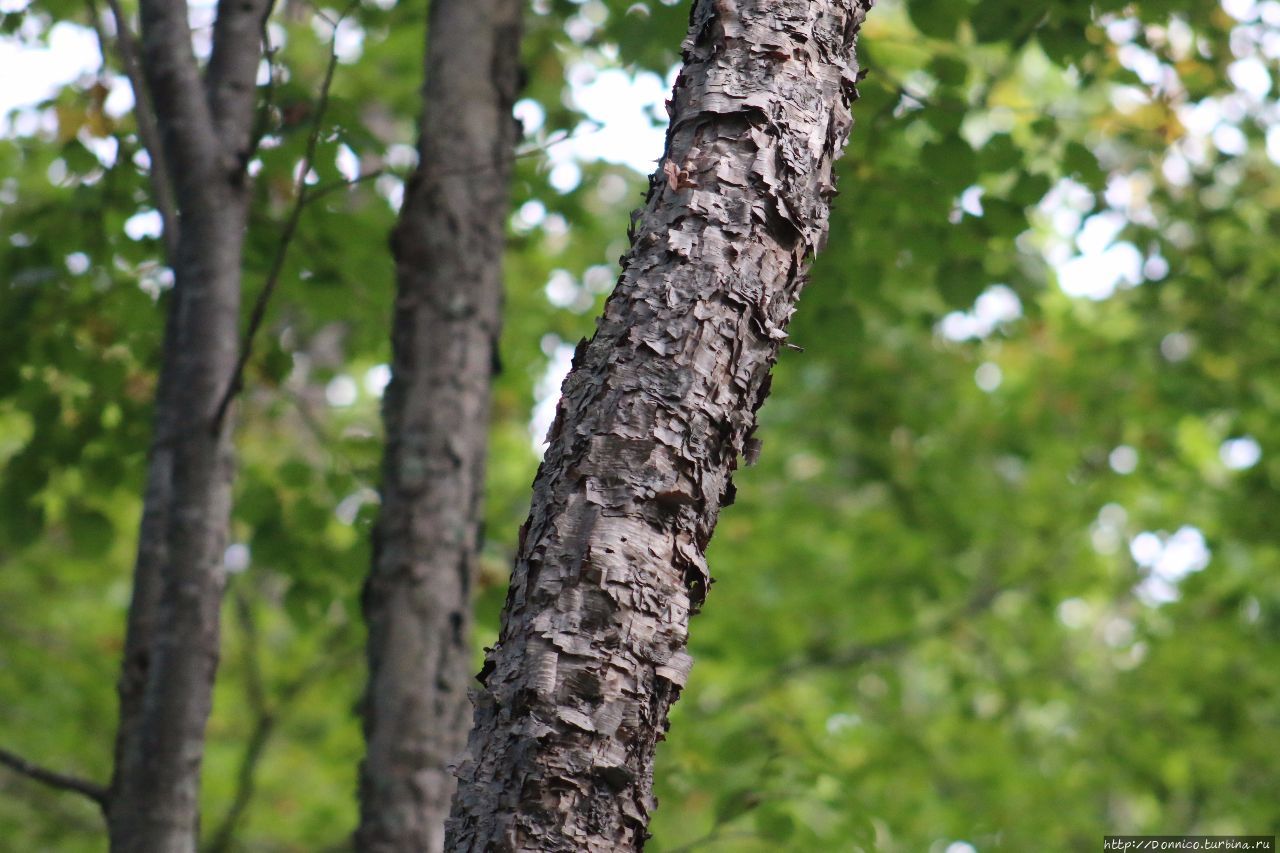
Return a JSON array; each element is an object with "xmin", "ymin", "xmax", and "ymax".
[
  {"xmin": 106, "ymin": 0, "xmax": 269, "ymax": 848},
  {"xmin": 445, "ymin": 0, "xmax": 873, "ymax": 848},
  {"xmin": 355, "ymin": 0, "xmax": 522, "ymax": 849}
]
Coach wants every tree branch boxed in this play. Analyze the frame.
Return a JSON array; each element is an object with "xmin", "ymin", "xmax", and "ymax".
[
  {"xmin": 206, "ymin": 0, "xmax": 276, "ymax": 159},
  {"xmin": 299, "ymin": 121, "xmax": 615, "ymax": 212},
  {"xmin": 205, "ymin": 587, "xmax": 358, "ymax": 853},
  {"xmin": 303, "ymin": 168, "xmax": 389, "ymax": 207},
  {"xmin": 247, "ymin": 20, "xmax": 282, "ymax": 163},
  {"xmin": 87, "ymin": 0, "xmax": 181, "ymax": 261},
  {"xmin": 136, "ymin": 0, "xmax": 222, "ymax": 204},
  {"xmin": 212, "ymin": 26, "xmax": 344, "ymax": 431},
  {"xmin": 204, "ymin": 588, "xmax": 270, "ymax": 853},
  {"xmin": 783, "ymin": 581, "xmax": 1002, "ymax": 675},
  {"xmin": 0, "ymin": 748, "xmax": 108, "ymax": 810}
]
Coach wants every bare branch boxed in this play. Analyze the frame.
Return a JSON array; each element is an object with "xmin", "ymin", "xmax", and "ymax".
[
  {"xmin": 665, "ymin": 829, "xmax": 760, "ymax": 853},
  {"xmin": 204, "ymin": 587, "xmax": 270, "ymax": 853},
  {"xmin": 86, "ymin": 0, "xmax": 181, "ymax": 261},
  {"xmin": 212, "ymin": 29, "xmax": 343, "ymax": 431},
  {"xmin": 300, "ymin": 121, "xmax": 621, "ymax": 215},
  {"xmin": 234, "ymin": 587, "xmax": 268, "ymax": 716},
  {"xmin": 247, "ymin": 23, "xmax": 282, "ymax": 162},
  {"xmin": 303, "ymin": 168, "xmax": 389, "ymax": 206},
  {"xmin": 0, "ymin": 748, "xmax": 108, "ymax": 810},
  {"xmin": 205, "ymin": 589, "xmax": 358, "ymax": 853},
  {"xmin": 790, "ymin": 584, "xmax": 1000, "ymax": 674}
]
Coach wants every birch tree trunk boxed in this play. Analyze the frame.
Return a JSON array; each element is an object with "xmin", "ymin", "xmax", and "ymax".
[
  {"xmin": 446, "ymin": 0, "xmax": 873, "ymax": 848},
  {"xmin": 356, "ymin": 0, "xmax": 522, "ymax": 849},
  {"xmin": 106, "ymin": 0, "xmax": 269, "ymax": 847}
]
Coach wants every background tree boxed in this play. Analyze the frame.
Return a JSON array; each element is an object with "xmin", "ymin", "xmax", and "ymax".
[
  {"xmin": 2, "ymin": 0, "xmax": 1279, "ymax": 850},
  {"xmin": 0, "ymin": 0, "xmax": 271, "ymax": 845},
  {"xmin": 356, "ymin": 0, "xmax": 522, "ymax": 849},
  {"xmin": 105, "ymin": 0, "xmax": 277, "ymax": 844}
]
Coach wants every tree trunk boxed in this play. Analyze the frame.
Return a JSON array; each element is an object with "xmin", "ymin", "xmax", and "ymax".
[
  {"xmin": 445, "ymin": 0, "xmax": 873, "ymax": 848},
  {"xmin": 107, "ymin": 0, "xmax": 269, "ymax": 848},
  {"xmin": 356, "ymin": 0, "xmax": 522, "ymax": 849}
]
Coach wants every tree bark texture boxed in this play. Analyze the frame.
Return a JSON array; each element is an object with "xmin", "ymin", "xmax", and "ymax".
[
  {"xmin": 107, "ymin": 0, "xmax": 270, "ymax": 848},
  {"xmin": 445, "ymin": 0, "xmax": 872, "ymax": 849},
  {"xmin": 356, "ymin": 0, "xmax": 522, "ymax": 850}
]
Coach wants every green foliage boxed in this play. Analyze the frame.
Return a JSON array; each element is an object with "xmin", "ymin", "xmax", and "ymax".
[{"xmin": 2, "ymin": 0, "xmax": 1278, "ymax": 850}]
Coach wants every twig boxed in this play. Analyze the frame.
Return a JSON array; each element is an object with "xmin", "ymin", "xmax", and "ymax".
[
  {"xmin": 204, "ymin": 710, "xmax": 276, "ymax": 853},
  {"xmin": 281, "ymin": 385, "xmax": 365, "ymax": 477},
  {"xmin": 205, "ymin": 587, "xmax": 358, "ymax": 852},
  {"xmin": 235, "ymin": 587, "xmax": 268, "ymax": 716},
  {"xmin": 512, "ymin": 121, "xmax": 603, "ymax": 160},
  {"xmin": 86, "ymin": 0, "xmax": 180, "ymax": 261},
  {"xmin": 212, "ymin": 21, "xmax": 346, "ymax": 432},
  {"xmin": 664, "ymin": 828, "xmax": 760, "ymax": 853},
  {"xmin": 780, "ymin": 580, "xmax": 1001, "ymax": 674},
  {"xmin": 307, "ymin": 120, "xmax": 608, "ymax": 197},
  {"xmin": 0, "ymin": 748, "xmax": 108, "ymax": 810},
  {"xmin": 205, "ymin": 587, "xmax": 270, "ymax": 853},
  {"xmin": 303, "ymin": 167, "xmax": 390, "ymax": 206},
  {"xmin": 301, "ymin": 121, "xmax": 618, "ymax": 211},
  {"xmin": 248, "ymin": 15, "xmax": 282, "ymax": 162},
  {"xmin": 700, "ymin": 577, "xmax": 1006, "ymax": 719}
]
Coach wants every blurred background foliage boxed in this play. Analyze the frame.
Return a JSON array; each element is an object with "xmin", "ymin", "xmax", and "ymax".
[{"xmin": 2, "ymin": 0, "xmax": 1278, "ymax": 849}]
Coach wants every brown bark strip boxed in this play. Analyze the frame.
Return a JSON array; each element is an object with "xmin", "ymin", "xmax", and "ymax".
[
  {"xmin": 106, "ymin": 0, "xmax": 268, "ymax": 847},
  {"xmin": 355, "ymin": 0, "xmax": 523, "ymax": 850},
  {"xmin": 445, "ymin": 0, "xmax": 873, "ymax": 849}
]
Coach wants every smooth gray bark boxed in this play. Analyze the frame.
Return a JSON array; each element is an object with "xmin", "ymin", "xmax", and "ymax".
[
  {"xmin": 356, "ymin": 0, "xmax": 522, "ymax": 849},
  {"xmin": 106, "ymin": 0, "xmax": 270, "ymax": 848},
  {"xmin": 445, "ymin": 0, "xmax": 873, "ymax": 848}
]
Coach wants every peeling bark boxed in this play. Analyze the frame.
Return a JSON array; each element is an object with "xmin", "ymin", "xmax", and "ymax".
[
  {"xmin": 445, "ymin": 0, "xmax": 872, "ymax": 848},
  {"xmin": 355, "ymin": 0, "xmax": 522, "ymax": 850},
  {"xmin": 106, "ymin": 0, "xmax": 270, "ymax": 848}
]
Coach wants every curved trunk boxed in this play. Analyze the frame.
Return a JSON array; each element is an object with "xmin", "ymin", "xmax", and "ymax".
[
  {"xmin": 355, "ymin": 0, "xmax": 522, "ymax": 849},
  {"xmin": 445, "ymin": 0, "xmax": 873, "ymax": 848}
]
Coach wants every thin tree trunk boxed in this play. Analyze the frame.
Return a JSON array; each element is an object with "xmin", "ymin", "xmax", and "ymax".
[
  {"xmin": 101, "ymin": 0, "xmax": 183, "ymax": 807},
  {"xmin": 445, "ymin": 0, "xmax": 873, "ymax": 848},
  {"xmin": 106, "ymin": 0, "xmax": 270, "ymax": 847},
  {"xmin": 355, "ymin": 0, "xmax": 522, "ymax": 849}
]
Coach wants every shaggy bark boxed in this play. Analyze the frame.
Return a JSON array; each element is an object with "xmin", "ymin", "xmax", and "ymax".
[
  {"xmin": 106, "ymin": 0, "xmax": 270, "ymax": 848},
  {"xmin": 356, "ymin": 0, "xmax": 522, "ymax": 850},
  {"xmin": 445, "ymin": 0, "xmax": 872, "ymax": 848}
]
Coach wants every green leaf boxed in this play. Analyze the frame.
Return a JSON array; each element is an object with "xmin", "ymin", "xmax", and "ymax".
[
  {"xmin": 922, "ymin": 134, "xmax": 978, "ymax": 190},
  {"xmin": 907, "ymin": 0, "xmax": 968, "ymax": 40},
  {"xmin": 754, "ymin": 804, "xmax": 796, "ymax": 842},
  {"xmin": 67, "ymin": 505, "xmax": 114, "ymax": 558}
]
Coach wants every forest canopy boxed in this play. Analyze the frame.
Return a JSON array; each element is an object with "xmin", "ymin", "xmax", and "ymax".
[{"xmin": 1, "ymin": 0, "xmax": 1278, "ymax": 849}]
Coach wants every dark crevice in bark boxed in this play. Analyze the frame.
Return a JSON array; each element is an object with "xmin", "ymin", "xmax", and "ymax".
[
  {"xmin": 354, "ymin": 0, "xmax": 523, "ymax": 850},
  {"xmin": 446, "ymin": 1, "xmax": 874, "ymax": 849}
]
